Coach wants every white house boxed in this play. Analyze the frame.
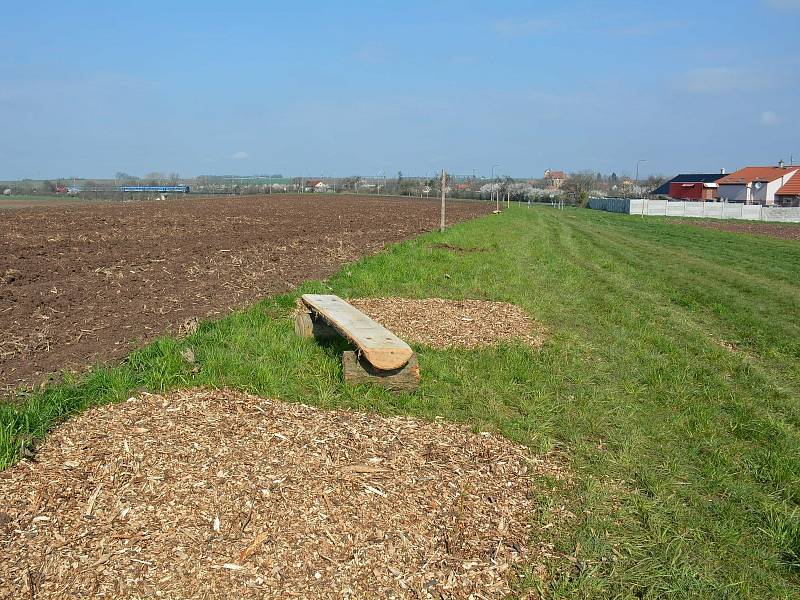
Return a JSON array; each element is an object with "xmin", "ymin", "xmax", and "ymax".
[{"xmin": 717, "ymin": 165, "xmax": 799, "ymax": 205}]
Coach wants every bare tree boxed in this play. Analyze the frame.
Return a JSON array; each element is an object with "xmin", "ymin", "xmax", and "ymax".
[
  {"xmin": 645, "ymin": 174, "xmax": 668, "ymax": 194},
  {"xmin": 144, "ymin": 172, "xmax": 165, "ymax": 185},
  {"xmin": 115, "ymin": 172, "xmax": 138, "ymax": 183},
  {"xmin": 562, "ymin": 172, "xmax": 595, "ymax": 206}
]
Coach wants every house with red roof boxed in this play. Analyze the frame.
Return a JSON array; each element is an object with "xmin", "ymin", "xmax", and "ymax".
[
  {"xmin": 717, "ymin": 165, "xmax": 799, "ymax": 206},
  {"xmin": 544, "ymin": 169, "xmax": 566, "ymax": 189},
  {"xmin": 775, "ymin": 172, "xmax": 800, "ymax": 206}
]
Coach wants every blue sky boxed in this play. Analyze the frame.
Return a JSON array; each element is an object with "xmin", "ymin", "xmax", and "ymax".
[{"xmin": 1, "ymin": 0, "xmax": 798, "ymax": 179}]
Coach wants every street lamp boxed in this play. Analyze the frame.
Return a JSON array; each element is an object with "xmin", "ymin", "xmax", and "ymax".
[
  {"xmin": 491, "ymin": 164, "xmax": 500, "ymax": 209},
  {"xmin": 635, "ymin": 159, "xmax": 648, "ymax": 216},
  {"xmin": 635, "ymin": 159, "xmax": 647, "ymax": 186}
]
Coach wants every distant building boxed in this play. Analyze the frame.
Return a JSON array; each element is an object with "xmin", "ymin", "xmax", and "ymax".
[
  {"xmin": 544, "ymin": 169, "xmax": 566, "ymax": 189},
  {"xmin": 303, "ymin": 179, "xmax": 322, "ymax": 192},
  {"xmin": 775, "ymin": 172, "xmax": 800, "ymax": 206},
  {"xmin": 651, "ymin": 173, "xmax": 727, "ymax": 201},
  {"xmin": 717, "ymin": 165, "xmax": 799, "ymax": 205}
]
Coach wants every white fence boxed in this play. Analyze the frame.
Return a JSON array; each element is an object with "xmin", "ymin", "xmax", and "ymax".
[{"xmin": 588, "ymin": 198, "xmax": 800, "ymax": 223}]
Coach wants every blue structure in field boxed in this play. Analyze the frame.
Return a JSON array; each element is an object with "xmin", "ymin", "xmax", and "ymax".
[{"xmin": 119, "ymin": 185, "xmax": 190, "ymax": 193}]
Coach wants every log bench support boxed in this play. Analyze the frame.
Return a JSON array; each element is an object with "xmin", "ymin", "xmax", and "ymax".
[
  {"xmin": 342, "ymin": 351, "xmax": 420, "ymax": 391},
  {"xmin": 295, "ymin": 294, "xmax": 420, "ymax": 391},
  {"xmin": 294, "ymin": 310, "xmax": 339, "ymax": 342}
]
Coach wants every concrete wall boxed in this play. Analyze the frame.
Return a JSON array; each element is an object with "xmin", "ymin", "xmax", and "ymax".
[
  {"xmin": 588, "ymin": 197, "xmax": 800, "ymax": 223},
  {"xmin": 763, "ymin": 207, "xmax": 800, "ymax": 222}
]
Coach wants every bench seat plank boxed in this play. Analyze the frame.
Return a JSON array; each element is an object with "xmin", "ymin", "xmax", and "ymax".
[{"xmin": 301, "ymin": 294, "xmax": 413, "ymax": 370}]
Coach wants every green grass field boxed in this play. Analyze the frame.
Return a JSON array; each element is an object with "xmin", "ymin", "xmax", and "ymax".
[{"xmin": 2, "ymin": 206, "xmax": 799, "ymax": 598}]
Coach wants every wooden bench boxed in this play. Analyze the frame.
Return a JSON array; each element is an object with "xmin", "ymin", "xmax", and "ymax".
[{"xmin": 295, "ymin": 294, "xmax": 419, "ymax": 390}]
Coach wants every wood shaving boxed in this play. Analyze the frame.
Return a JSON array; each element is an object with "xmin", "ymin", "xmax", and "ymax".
[
  {"xmin": 0, "ymin": 388, "xmax": 565, "ymax": 599},
  {"xmin": 348, "ymin": 298, "xmax": 546, "ymax": 350}
]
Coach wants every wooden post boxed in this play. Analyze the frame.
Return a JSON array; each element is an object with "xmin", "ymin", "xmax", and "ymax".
[{"xmin": 440, "ymin": 169, "xmax": 446, "ymax": 232}]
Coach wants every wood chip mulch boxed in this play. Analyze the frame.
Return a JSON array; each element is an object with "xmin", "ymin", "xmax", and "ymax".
[
  {"xmin": 348, "ymin": 298, "xmax": 545, "ymax": 350},
  {"xmin": 0, "ymin": 389, "xmax": 566, "ymax": 599}
]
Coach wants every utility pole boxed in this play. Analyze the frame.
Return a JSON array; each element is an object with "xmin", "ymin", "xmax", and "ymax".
[
  {"xmin": 440, "ymin": 169, "xmax": 447, "ymax": 232},
  {"xmin": 635, "ymin": 159, "xmax": 647, "ymax": 192}
]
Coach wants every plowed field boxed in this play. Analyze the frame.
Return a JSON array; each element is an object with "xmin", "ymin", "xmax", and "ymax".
[{"xmin": 0, "ymin": 195, "xmax": 490, "ymax": 391}]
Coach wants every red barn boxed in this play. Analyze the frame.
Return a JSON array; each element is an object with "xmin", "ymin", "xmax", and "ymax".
[
  {"xmin": 651, "ymin": 173, "xmax": 726, "ymax": 200},
  {"xmin": 667, "ymin": 181, "xmax": 715, "ymax": 200}
]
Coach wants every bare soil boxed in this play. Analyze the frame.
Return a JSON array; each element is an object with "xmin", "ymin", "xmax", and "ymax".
[
  {"xmin": 0, "ymin": 388, "xmax": 567, "ymax": 599},
  {"xmin": 669, "ymin": 218, "xmax": 800, "ymax": 241},
  {"xmin": 0, "ymin": 195, "xmax": 491, "ymax": 391},
  {"xmin": 429, "ymin": 243, "xmax": 488, "ymax": 253},
  {"xmin": 0, "ymin": 197, "xmax": 103, "ymax": 211}
]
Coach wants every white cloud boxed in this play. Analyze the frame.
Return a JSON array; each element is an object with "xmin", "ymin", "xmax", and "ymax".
[
  {"xmin": 760, "ymin": 110, "xmax": 780, "ymax": 126},
  {"xmin": 607, "ymin": 19, "xmax": 682, "ymax": 37},
  {"xmin": 764, "ymin": 0, "xmax": 800, "ymax": 10},
  {"xmin": 354, "ymin": 44, "xmax": 387, "ymax": 64},
  {"xmin": 491, "ymin": 18, "xmax": 556, "ymax": 37},
  {"xmin": 681, "ymin": 67, "xmax": 740, "ymax": 94},
  {"xmin": 678, "ymin": 65, "xmax": 784, "ymax": 95},
  {"xmin": 231, "ymin": 151, "xmax": 249, "ymax": 160}
]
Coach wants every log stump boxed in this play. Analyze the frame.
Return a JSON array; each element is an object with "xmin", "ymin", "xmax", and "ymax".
[
  {"xmin": 294, "ymin": 311, "xmax": 339, "ymax": 341},
  {"xmin": 342, "ymin": 351, "xmax": 420, "ymax": 391}
]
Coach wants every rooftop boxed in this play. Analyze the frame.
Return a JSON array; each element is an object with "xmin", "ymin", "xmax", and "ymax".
[
  {"xmin": 651, "ymin": 173, "xmax": 726, "ymax": 195},
  {"xmin": 776, "ymin": 171, "xmax": 800, "ymax": 196},
  {"xmin": 717, "ymin": 167, "xmax": 799, "ymax": 185}
]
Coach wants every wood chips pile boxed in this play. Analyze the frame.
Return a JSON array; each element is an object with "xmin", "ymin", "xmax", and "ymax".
[
  {"xmin": 0, "ymin": 389, "xmax": 561, "ymax": 599},
  {"xmin": 348, "ymin": 299, "xmax": 545, "ymax": 350}
]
